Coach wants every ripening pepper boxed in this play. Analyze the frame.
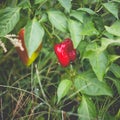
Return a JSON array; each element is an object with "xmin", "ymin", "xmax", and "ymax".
[
  {"xmin": 54, "ymin": 38, "xmax": 76, "ymax": 67},
  {"xmin": 16, "ymin": 28, "xmax": 42, "ymax": 66}
]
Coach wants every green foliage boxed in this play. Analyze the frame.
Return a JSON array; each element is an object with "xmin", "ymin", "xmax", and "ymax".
[
  {"xmin": 110, "ymin": 63, "xmax": 120, "ymax": 79},
  {"xmin": 84, "ymin": 50, "xmax": 108, "ymax": 81},
  {"xmin": 68, "ymin": 18, "xmax": 82, "ymax": 48},
  {"xmin": 103, "ymin": 2, "xmax": 119, "ymax": 19},
  {"xmin": 34, "ymin": 0, "xmax": 45, "ymax": 4},
  {"xmin": 25, "ymin": 18, "xmax": 44, "ymax": 57},
  {"xmin": 58, "ymin": 0, "xmax": 72, "ymax": 13},
  {"xmin": 74, "ymin": 70, "xmax": 113, "ymax": 96},
  {"xmin": 47, "ymin": 10, "xmax": 68, "ymax": 32},
  {"xmin": 78, "ymin": 95, "xmax": 97, "ymax": 120},
  {"xmin": 105, "ymin": 20, "xmax": 120, "ymax": 37},
  {"xmin": 0, "ymin": 0, "xmax": 120, "ymax": 119},
  {"xmin": 18, "ymin": 0, "xmax": 31, "ymax": 9},
  {"xmin": 57, "ymin": 79, "xmax": 72, "ymax": 103},
  {"xmin": 78, "ymin": 8, "xmax": 96, "ymax": 15},
  {"xmin": 70, "ymin": 10, "xmax": 86, "ymax": 23},
  {"xmin": 0, "ymin": 7, "xmax": 20, "ymax": 37}
]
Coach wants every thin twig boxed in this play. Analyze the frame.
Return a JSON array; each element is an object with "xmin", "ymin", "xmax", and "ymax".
[
  {"xmin": 0, "ymin": 98, "xmax": 3, "ymax": 120},
  {"xmin": 0, "ymin": 84, "xmax": 49, "ymax": 107},
  {"xmin": 35, "ymin": 65, "xmax": 50, "ymax": 106}
]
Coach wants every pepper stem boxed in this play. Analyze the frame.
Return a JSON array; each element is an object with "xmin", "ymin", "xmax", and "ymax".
[
  {"xmin": 52, "ymin": 26, "xmax": 62, "ymax": 42},
  {"xmin": 53, "ymin": 33, "xmax": 62, "ymax": 42}
]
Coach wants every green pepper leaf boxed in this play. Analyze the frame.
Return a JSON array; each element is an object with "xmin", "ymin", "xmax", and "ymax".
[
  {"xmin": 57, "ymin": 79, "xmax": 72, "ymax": 103},
  {"xmin": 105, "ymin": 20, "xmax": 120, "ymax": 37},
  {"xmin": 58, "ymin": 0, "xmax": 72, "ymax": 13},
  {"xmin": 78, "ymin": 95, "xmax": 97, "ymax": 120},
  {"xmin": 47, "ymin": 10, "xmax": 67, "ymax": 32},
  {"xmin": 0, "ymin": 7, "xmax": 20, "ymax": 37},
  {"xmin": 70, "ymin": 10, "xmax": 86, "ymax": 23},
  {"xmin": 103, "ymin": 2, "xmax": 119, "ymax": 19},
  {"xmin": 68, "ymin": 19, "xmax": 82, "ymax": 48},
  {"xmin": 74, "ymin": 70, "xmax": 113, "ymax": 96},
  {"xmin": 25, "ymin": 18, "xmax": 44, "ymax": 57},
  {"xmin": 110, "ymin": 63, "xmax": 120, "ymax": 79}
]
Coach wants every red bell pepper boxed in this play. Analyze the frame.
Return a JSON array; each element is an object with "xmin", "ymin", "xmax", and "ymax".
[{"xmin": 54, "ymin": 38, "xmax": 76, "ymax": 67}]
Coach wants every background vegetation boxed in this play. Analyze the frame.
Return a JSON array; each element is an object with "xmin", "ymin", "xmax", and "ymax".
[{"xmin": 0, "ymin": 0, "xmax": 120, "ymax": 120}]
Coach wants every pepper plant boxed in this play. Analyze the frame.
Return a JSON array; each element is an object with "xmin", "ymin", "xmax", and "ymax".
[{"xmin": 0, "ymin": 0, "xmax": 120, "ymax": 120}]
